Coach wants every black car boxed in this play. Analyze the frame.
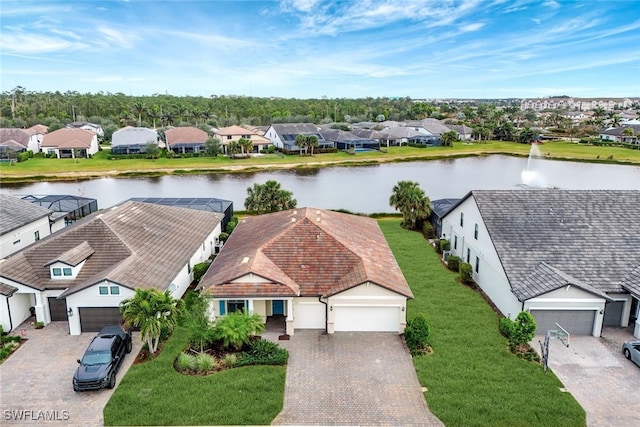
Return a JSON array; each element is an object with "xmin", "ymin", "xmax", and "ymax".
[{"xmin": 73, "ymin": 326, "xmax": 132, "ymax": 392}]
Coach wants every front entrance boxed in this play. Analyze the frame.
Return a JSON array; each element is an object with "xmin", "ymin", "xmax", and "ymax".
[
  {"xmin": 272, "ymin": 300, "xmax": 285, "ymax": 315},
  {"xmin": 48, "ymin": 297, "xmax": 68, "ymax": 321}
]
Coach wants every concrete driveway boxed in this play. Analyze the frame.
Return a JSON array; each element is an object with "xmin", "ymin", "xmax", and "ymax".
[
  {"xmin": 540, "ymin": 327, "xmax": 640, "ymax": 427},
  {"xmin": 271, "ymin": 331, "xmax": 443, "ymax": 426},
  {"xmin": 0, "ymin": 321, "xmax": 141, "ymax": 426}
]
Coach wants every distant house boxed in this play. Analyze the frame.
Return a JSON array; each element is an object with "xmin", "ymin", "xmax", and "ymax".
[
  {"xmin": 111, "ymin": 127, "xmax": 159, "ymax": 154},
  {"xmin": 446, "ymin": 124, "xmax": 474, "ymax": 141},
  {"xmin": 0, "ymin": 201, "xmax": 224, "ymax": 335},
  {"xmin": 264, "ymin": 123, "xmax": 331, "ymax": 152},
  {"xmin": 40, "ymin": 128, "xmax": 99, "ymax": 158},
  {"xmin": 318, "ymin": 129, "xmax": 378, "ymax": 151},
  {"xmin": 379, "ymin": 127, "xmax": 421, "ymax": 146},
  {"xmin": 0, "ymin": 194, "xmax": 53, "ymax": 258},
  {"xmin": 21, "ymin": 195, "xmax": 99, "ymax": 230},
  {"xmin": 404, "ymin": 118, "xmax": 452, "ymax": 137},
  {"xmin": 214, "ymin": 125, "xmax": 271, "ymax": 154},
  {"xmin": 66, "ymin": 122, "xmax": 104, "ymax": 137},
  {"xmin": 0, "ymin": 128, "xmax": 45, "ymax": 154},
  {"xmin": 440, "ymin": 189, "xmax": 640, "ymax": 338},
  {"xmin": 350, "ymin": 128, "xmax": 384, "ymax": 141},
  {"xmin": 197, "ymin": 208, "xmax": 413, "ymax": 335},
  {"xmin": 165, "ymin": 127, "xmax": 208, "ymax": 154},
  {"xmin": 599, "ymin": 124, "xmax": 640, "ymax": 145}
]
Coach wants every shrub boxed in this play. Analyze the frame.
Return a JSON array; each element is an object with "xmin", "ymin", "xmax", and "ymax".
[
  {"xmin": 192, "ymin": 262, "xmax": 211, "ymax": 283},
  {"xmin": 446, "ymin": 255, "xmax": 461, "ymax": 272},
  {"xmin": 421, "ymin": 222, "xmax": 435, "ymax": 239},
  {"xmin": 177, "ymin": 352, "xmax": 196, "ymax": 371},
  {"xmin": 211, "ymin": 310, "xmax": 265, "ymax": 351},
  {"xmin": 404, "ymin": 314, "xmax": 430, "ymax": 355},
  {"xmin": 236, "ymin": 338, "xmax": 288, "ymax": 367},
  {"xmin": 223, "ymin": 353, "xmax": 237, "ymax": 368},
  {"xmin": 218, "ymin": 232, "xmax": 230, "ymax": 243},
  {"xmin": 195, "ymin": 353, "xmax": 217, "ymax": 372},
  {"xmin": 511, "ymin": 312, "xmax": 537, "ymax": 346},
  {"xmin": 34, "ymin": 321, "xmax": 44, "ymax": 329},
  {"xmin": 439, "ymin": 239, "xmax": 450, "ymax": 253},
  {"xmin": 17, "ymin": 152, "xmax": 30, "ymax": 163},
  {"xmin": 459, "ymin": 262, "xmax": 473, "ymax": 282},
  {"xmin": 499, "ymin": 317, "xmax": 514, "ymax": 338}
]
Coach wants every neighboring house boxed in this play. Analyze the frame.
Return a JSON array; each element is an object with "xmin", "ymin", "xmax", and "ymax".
[
  {"xmin": 446, "ymin": 124, "xmax": 474, "ymax": 141},
  {"xmin": 111, "ymin": 127, "xmax": 158, "ymax": 154},
  {"xmin": 350, "ymin": 128, "xmax": 384, "ymax": 141},
  {"xmin": 407, "ymin": 134, "xmax": 441, "ymax": 146},
  {"xmin": 214, "ymin": 125, "xmax": 271, "ymax": 154},
  {"xmin": 0, "ymin": 201, "xmax": 224, "ymax": 335},
  {"xmin": 599, "ymin": 125, "xmax": 640, "ymax": 145},
  {"xmin": 379, "ymin": 127, "xmax": 421, "ymax": 146},
  {"xmin": 21, "ymin": 194, "xmax": 99, "ymax": 231},
  {"xmin": 0, "ymin": 194, "xmax": 53, "ymax": 258},
  {"xmin": 40, "ymin": 128, "xmax": 99, "ymax": 158},
  {"xmin": 0, "ymin": 128, "xmax": 44, "ymax": 154},
  {"xmin": 403, "ymin": 118, "xmax": 452, "ymax": 137},
  {"xmin": 66, "ymin": 121, "xmax": 104, "ymax": 137},
  {"xmin": 197, "ymin": 208, "xmax": 413, "ymax": 335},
  {"xmin": 165, "ymin": 127, "xmax": 208, "ymax": 154},
  {"xmin": 429, "ymin": 198, "xmax": 460, "ymax": 238},
  {"xmin": 318, "ymin": 129, "xmax": 379, "ymax": 151},
  {"xmin": 440, "ymin": 189, "xmax": 640, "ymax": 338},
  {"xmin": 264, "ymin": 123, "xmax": 331, "ymax": 152}
]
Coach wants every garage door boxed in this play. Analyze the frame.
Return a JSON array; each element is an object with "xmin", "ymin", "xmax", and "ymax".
[
  {"xmin": 48, "ymin": 297, "xmax": 68, "ymax": 321},
  {"xmin": 603, "ymin": 301, "xmax": 624, "ymax": 326},
  {"xmin": 79, "ymin": 307, "xmax": 123, "ymax": 332},
  {"xmin": 293, "ymin": 302, "xmax": 326, "ymax": 329},
  {"xmin": 530, "ymin": 310, "xmax": 595, "ymax": 336},
  {"xmin": 334, "ymin": 306, "xmax": 400, "ymax": 332}
]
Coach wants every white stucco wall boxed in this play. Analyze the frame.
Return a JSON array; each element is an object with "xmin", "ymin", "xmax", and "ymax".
[
  {"xmin": 1, "ymin": 216, "xmax": 51, "ymax": 258},
  {"xmin": 66, "ymin": 281, "xmax": 135, "ymax": 335},
  {"xmin": 442, "ymin": 196, "xmax": 522, "ymax": 319},
  {"xmin": 264, "ymin": 126, "xmax": 283, "ymax": 149},
  {"xmin": 0, "ymin": 277, "xmax": 40, "ymax": 331}
]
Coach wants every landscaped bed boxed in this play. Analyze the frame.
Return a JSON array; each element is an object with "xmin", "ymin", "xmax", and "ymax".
[{"xmin": 379, "ymin": 219, "xmax": 586, "ymax": 427}]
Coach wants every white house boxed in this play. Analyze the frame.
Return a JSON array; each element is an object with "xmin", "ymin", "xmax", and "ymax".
[
  {"xmin": 0, "ymin": 195, "xmax": 53, "ymax": 259},
  {"xmin": 40, "ymin": 128, "xmax": 99, "ymax": 159},
  {"xmin": 197, "ymin": 208, "xmax": 413, "ymax": 335},
  {"xmin": 0, "ymin": 128, "xmax": 45, "ymax": 153},
  {"xmin": 111, "ymin": 126, "xmax": 158, "ymax": 154},
  {"xmin": 0, "ymin": 201, "xmax": 223, "ymax": 335},
  {"xmin": 263, "ymin": 123, "xmax": 325, "ymax": 152},
  {"xmin": 440, "ymin": 189, "xmax": 640, "ymax": 338}
]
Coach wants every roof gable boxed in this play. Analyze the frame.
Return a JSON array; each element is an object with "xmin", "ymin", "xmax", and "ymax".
[
  {"xmin": 165, "ymin": 127, "xmax": 208, "ymax": 145},
  {"xmin": 41, "ymin": 128, "xmax": 94, "ymax": 148},
  {"xmin": 0, "ymin": 195, "xmax": 52, "ymax": 235}
]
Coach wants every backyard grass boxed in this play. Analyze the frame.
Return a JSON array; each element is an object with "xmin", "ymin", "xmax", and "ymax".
[
  {"xmin": 103, "ymin": 327, "xmax": 285, "ymax": 426},
  {"xmin": 1, "ymin": 140, "xmax": 638, "ymax": 182},
  {"xmin": 378, "ymin": 219, "xmax": 586, "ymax": 427}
]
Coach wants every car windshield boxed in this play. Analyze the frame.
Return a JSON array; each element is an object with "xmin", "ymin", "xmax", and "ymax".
[{"xmin": 81, "ymin": 351, "xmax": 111, "ymax": 366}]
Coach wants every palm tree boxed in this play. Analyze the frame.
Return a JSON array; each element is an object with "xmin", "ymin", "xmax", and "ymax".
[
  {"xmin": 440, "ymin": 130, "xmax": 458, "ymax": 147},
  {"xmin": 239, "ymin": 137, "xmax": 253, "ymax": 155},
  {"xmin": 245, "ymin": 180, "xmax": 297, "ymax": 213},
  {"xmin": 295, "ymin": 134, "xmax": 308, "ymax": 156},
  {"xmin": 227, "ymin": 140, "xmax": 241, "ymax": 158},
  {"xmin": 131, "ymin": 100, "xmax": 147, "ymax": 126},
  {"xmin": 307, "ymin": 135, "xmax": 319, "ymax": 156},
  {"xmin": 120, "ymin": 288, "xmax": 184, "ymax": 354},
  {"xmin": 389, "ymin": 181, "xmax": 431, "ymax": 230}
]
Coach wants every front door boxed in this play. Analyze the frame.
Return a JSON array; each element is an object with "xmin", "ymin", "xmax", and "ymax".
[{"xmin": 272, "ymin": 300, "xmax": 284, "ymax": 315}]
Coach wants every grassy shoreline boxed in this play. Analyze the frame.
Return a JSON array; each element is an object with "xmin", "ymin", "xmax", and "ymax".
[{"xmin": 1, "ymin": 140, "xmax": 639, "ymax": 184}]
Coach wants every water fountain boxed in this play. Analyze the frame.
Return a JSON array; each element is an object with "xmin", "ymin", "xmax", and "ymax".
[{"xmin": 521, "ymin": 143, "xmax": 548, "ymax": 187}]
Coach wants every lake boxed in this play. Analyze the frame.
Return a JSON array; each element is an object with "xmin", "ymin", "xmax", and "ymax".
[{"xmin": 2, "ymin": 155, "xmax": 639, "ymax": 213}]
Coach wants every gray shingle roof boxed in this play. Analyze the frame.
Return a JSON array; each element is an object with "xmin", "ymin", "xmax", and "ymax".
[
  {"xmin": 0, "ymin": 201, "xmax": 223, "ymax": 295},
  {"xmin": 469, "ymin": 189, "xmax": 640, "ymax": 299},
  {"xmin": 0, "ymin": 194, "xmax": 52, "ymax": 235}
]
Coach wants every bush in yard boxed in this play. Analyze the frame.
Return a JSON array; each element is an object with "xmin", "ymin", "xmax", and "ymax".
[
  {"xmin": 211, "ymin": 309, "xmax": 265, "ymax": 351},
  {"xmin": 182, "ymin": 291, "xmax": 216, "ymax": 353},
  {"xmin": 192, "ymin": 262, "xmax": 211, "ymax": 283},
  {"xmin": 195, "ymin": 353, "xmax": 217, "ymax": 372},
  {"xmin": 459, "ymin": 262, "xmax": 473, "ymax": 283},
  {"xmin": 439, "ymin": 239, "xmax": 450, "ymax": 253},
  {"xmin": 446, "ymin": 255, "xmax": 461, "ymax": 272},
  {"xmin": 235, "ymin": 339, "xmax": 288, "ymax": 367},
  {"xmin": 224, "ymin": 353, "xmax": 238, "ymax": 368},
  {"xmin": 421, "ymin": 222, "xmax": 435, "ymax": 239},
  {"xmin": 511, "ymin": 312, "xmax": 537, "ymax": 346},
  {"xmin": 218, "ymin": 232, "xmax": 230, "ymax": 243},
  {"xmin": 499, "ymin": 317, "xmax": 514, "ymax": 338},
  {"xmin": 176, "ymin": 352, "xmax": 196, "ymax": 371},
  {"xmin": 404, "ymin": 314, "xmax": 431, "ymax": 356}
]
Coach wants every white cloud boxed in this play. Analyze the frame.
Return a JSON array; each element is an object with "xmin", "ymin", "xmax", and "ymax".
[
  {"xmin": 459, "ymin": 23, "xmax": 485, "ymax": 32},
  {"xmin": 0, "ymin": 33, "xmax": 88, "ymax": 54},
  {"xmin": 98, "ymin": 27, "xmax": 135, "ymax": 49}
]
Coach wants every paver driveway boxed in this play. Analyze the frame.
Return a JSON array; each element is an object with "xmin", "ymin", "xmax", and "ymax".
[
  {"xmin": 0, "ymin": 321, "xmax": 141, "ymax": 426},
  {"xmin": 271, "ymin": 331, "xmax": 443, "ymax": 426},
  {"xmin": 540, "ymin": 327, "xmax": 640, "ymax": 427}
]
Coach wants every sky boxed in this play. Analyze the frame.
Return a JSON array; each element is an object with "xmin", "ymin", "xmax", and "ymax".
[{"xmin": 1, "ymin": 0, "xmax": 639, "ymax": 99}]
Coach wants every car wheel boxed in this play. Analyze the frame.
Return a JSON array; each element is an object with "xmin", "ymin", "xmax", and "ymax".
[
  {"xmin": 125, "ymin": 338, "xmax": 132, "ymax": 354},
  {"xmin": 73, "ymin": 386, "xmax": 80, "ymax": 392},
  {"xmin": 107, "ymin": 373, "xmax": 116, "ymax": 389},
  {"xmin": 623, "ymin": 348, "xmax": 631, "ymax": 359}
]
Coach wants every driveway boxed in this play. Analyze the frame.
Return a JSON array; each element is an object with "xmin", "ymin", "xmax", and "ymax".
[
  {"xmin": 0, "ymin": 321, "xmax": 141, "ymax": 426},
  {"xmin": 271, "ymin": 331, "xmax": 443, "ymax": 426},
  {"xmin": 539, "ymin": 327, "xmax": 640, "ymax": 427}
]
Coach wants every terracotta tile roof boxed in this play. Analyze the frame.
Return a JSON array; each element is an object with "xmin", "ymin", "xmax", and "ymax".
[
  {"xmin": 215, "ymin": 125, "xmax": 257, "ymax": 136},
  {"xmin": 28, "ymin": 124, "xmax": 49, "ymax": 134},
  {"xmin": 0, "ymin": 201, "xmax": 223, "ymax": 295},
  {"xmin": 44, "ymin": 241, "xmax": 94, "ymax": 267},
  {"xmin": 198, "ymin": 208, "xmax": 412, "ymax": 299},
  {"xmin": 165, "ymin": 127, "xmax": 208, "ymax": 146},
  {"xmin": 41, "ymin": 128, "xmax": 94, "ymax": 148},
  {"xmin": 0, "ymin": 128, "xmax": 31, "ymax": 148}
]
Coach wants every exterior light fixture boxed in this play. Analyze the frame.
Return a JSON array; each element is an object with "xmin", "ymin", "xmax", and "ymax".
[{"xmin": 67, "ymin": 307, "xmax": 73, "ymax": 317}]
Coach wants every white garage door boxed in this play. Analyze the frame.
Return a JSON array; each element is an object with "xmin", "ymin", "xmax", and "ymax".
[
  {"xmin": 530, "ymin": 309, "xmax": 595, "ymax": 336},
  {"xmin": 334, "ymin": 306, "xmax": 400, "ymax": 332},
  {"xmin": 293, "ymin": 302, "xmax": 326, "ymax": 329}
]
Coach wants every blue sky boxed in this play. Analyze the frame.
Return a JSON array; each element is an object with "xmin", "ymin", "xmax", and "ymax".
[{"xmin": 1, "ymin": 0, "xmax": 639, "ymax": 99}]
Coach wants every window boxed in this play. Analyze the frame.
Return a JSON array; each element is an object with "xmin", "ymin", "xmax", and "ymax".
[
  {"xmin": 475, "ymin": 256, "xmax": 480, "ymax": 273},
  {"xmin": 227, "ymin": 300, "xmax": 245, "ymax": 313},
  {"xmin": 63, "ymin": 268, "xmax": 72, "ymax": 276},
  {"xmin": 110, "ymin": 286, "xmax": 120, "ymax": 295},
  {"xmin": 187, "ymin": 264, "xmax": 191, "ymax": 274},
  {"xmin": 13, "ymin": 239, "xmax": 21, "ymax": 245},
  {"xmin": 34, "ymin": 231, "xmax": 40, "ymax": 241},
  {"xmin": 99, "ymin": 286, "xmax": 109, "ymax": 295},
  {"xmin": 467, "ymin": 248, "xmax": 471, "ymax": 263},
  {"xmin": 226, "ymin": 135, "xmax": 232, "ymax": 140},
  {"xmin": 474, "ymin": 224, "xmax": 479, "ymax": 240},
  {"xmin": 460, "ymin": 212, "xmax": 464, "ymax": 227},
  {"xmin": 53, "ymin": 268, "xmax": 62, "ymax": 276},
  {"xmin": 454, "ymin": 236, "xmax": 458, "ymax": 250}
]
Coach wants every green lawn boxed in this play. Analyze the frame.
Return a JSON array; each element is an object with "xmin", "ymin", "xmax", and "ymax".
[
  {"xmin": 379, "ymin": 219, "xmax": 586, "ymax": 427},
  {"xmin": 2, "ymin": 140, "xmax": 639, "ymax": 182},
  {"xmin": 103, "ymin": 327, "xmax": 285, "ymax": 426}
]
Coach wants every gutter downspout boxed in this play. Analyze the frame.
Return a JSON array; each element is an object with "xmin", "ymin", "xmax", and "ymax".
[
  {"xmin": 6, "ymin": 295, "xmax": 13, "ymax": 332},
  {"xmin": 319, "ymin": 296, "xmax": 328, "ymax": 334}
]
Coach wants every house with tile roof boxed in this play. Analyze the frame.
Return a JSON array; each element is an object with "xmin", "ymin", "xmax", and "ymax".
[
  {"xmin": 111, "ymin": 126, "xmax": 159, "ymax": 154},
  {"xmin": 0, "ymin": 201, "xmax": 224, "ymax": 335},
  {"xmin": 197, "ymin": 208, "xmax": 413, "ymax": 335},
  {"xmin": 66, "ymin": 121, "xmax": 104, "ymax": 137},
  {"xmin": 214, "ymin": 125, "xmax": 272, "ymax": 155},
  {"xmin": 0, "ymin": 128, "xmax": 45, "ymax": 154},
  {"xmin": 440, "ymin": 189, "xmax": 640, "ymax": 338},
  {"xmin": 0, "ymin": 195, "xmax": 54, "ymax": 259},
  {"xmin": 40, "ymin": 128, "xmax": 99, "ymax": 158},
  {"xmin": 318, "ymin": 128, "xmax": 380, "ymax": 151},
  {"xmin": 165, "ymin": 126, "xmax": 208, "ymax": 154},
  {"xmin": 404, "ymin": 118, "xmax": 453, "ymax": 137},
  {"xmin": 264, "ymin": 123, "xmax": 331, "ymax": 152},
  {"xmin": 598, "ymin": 124, "xmax": 639, "ymax": 145}
]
